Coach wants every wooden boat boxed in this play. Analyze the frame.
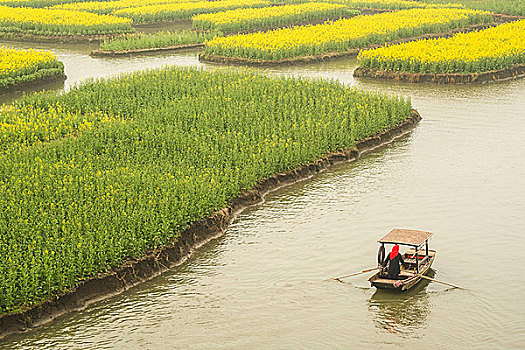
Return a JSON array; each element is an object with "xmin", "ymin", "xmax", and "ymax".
[{"xmin": 369, "ymin": 229, "xmax": 436, "ymax": 291}]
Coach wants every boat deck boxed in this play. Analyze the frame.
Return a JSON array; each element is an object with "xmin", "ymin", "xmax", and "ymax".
[{"xmin": 370, "ymin": 249, "xmax": 436, "ymax": 290}]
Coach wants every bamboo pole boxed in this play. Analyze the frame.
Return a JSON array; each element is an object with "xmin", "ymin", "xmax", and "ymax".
[
  {"xmin": 411, "ymin": 273, "xmax": 468, "ymax": 290},
  {"xmin": 332, "ymin": 267, "xmax": 380, "ymax": 281}
]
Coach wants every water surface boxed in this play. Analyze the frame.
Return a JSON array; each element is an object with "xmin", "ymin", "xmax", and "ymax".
[{"xmin": 1, "ymin": 41, "xmax": 524, "ymax": 349}]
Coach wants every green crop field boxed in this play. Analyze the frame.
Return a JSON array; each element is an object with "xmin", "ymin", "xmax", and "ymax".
[{"xmin": 0, "ymin": 67, "xmax": 411, "ymax": 313}]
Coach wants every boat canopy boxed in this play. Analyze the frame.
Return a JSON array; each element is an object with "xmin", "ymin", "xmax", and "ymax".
[{"xmin": 378, "ymin": 229, "xmax": 433, "ymax": 247}]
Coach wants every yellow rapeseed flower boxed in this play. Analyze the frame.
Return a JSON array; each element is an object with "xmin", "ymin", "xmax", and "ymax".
[
  {"xmin": 0, "ymin": 46, "xmax": 56, "ymax": 78},
  {"xmin": 0, "ymin": 5, "xmax": 133, "ymax": 35},
  {"xmin": 52, "ymin": 0, "xmax": 200, "ymax": 15},
  {"xmin": 193, "ymin": 2, "xmax": 347, "ymax": 26},
  {"xmin": 112, "ymin": 0, "xmax": 270, "ymax": 23},
  {"xmin": 358, "ymin": 19, "xmax": 525, "ymax": 73},
  {"xmin": 205, "ymin": 8, "xmax": 490, "ymax": 60}
]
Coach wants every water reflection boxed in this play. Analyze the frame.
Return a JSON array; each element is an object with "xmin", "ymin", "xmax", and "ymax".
[
  {"xmin": 368, "ymin": 270, "xmax": 435, "ymax": 336},
  {"xmin": 0, "ymin": 79, "xmax": 66, "ymax": 105}
]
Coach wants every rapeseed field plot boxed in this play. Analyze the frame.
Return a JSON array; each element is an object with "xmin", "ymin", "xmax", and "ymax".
[
  {"xmin": 203, "ymin": 8, "xmax": 491, "ymax": 61},
  {"xmin": 0, "ymin": 0, "xmax": 89, "ymax": 7},
  {"xmin": 317, "ymin": 0, "xmax": 459, "ymax": 10},
  {"xmin": 0, "ymin": 46, "xmax": 64, "ymax": 89},
  {"xmin": 0, "ymin": 67, "xmax": 411, "ymax": 313},
  {"xmin": 112, "ymin": 0, "xmax": 271, "ymax": 23},
  {"xmin": 53, "ymin": 0, "xmax": 201, "ymax": 15},
  {"xmin": 419, "ymin": 0, "xmax": 525, "ymax": 17},
  {"xmin": 358, "ymin": 19, "xmax": 525, "ymax": 73},
  {"xmin": 192, "ymin": 3, "xmax": 359, "ymax": 34},
  {"xmin": 0, "ymin": 5, "xmax": 134, "ymax": 36}
]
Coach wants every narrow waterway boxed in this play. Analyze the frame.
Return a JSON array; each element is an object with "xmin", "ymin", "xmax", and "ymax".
[{"xmin": 1, "ymin": 42, "xmax": 525, "ymax": 349}]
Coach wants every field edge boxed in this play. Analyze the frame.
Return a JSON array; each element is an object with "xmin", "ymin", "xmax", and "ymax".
[
  {"xmin": 353, "ymin": 64, "xmax": 525, "ymax": 84},
  {"xmin": 90, "ymin": 43, "xmax": 205, "ymax": 57}
]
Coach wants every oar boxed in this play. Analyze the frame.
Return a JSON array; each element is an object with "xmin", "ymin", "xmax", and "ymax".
[
  {"xmin": 409, "ymin": 273, "xmax": 468, "ymax": 290},
  {"xmin": 332, "ymin": 267, "xmax": 380, "ymax": 281}
]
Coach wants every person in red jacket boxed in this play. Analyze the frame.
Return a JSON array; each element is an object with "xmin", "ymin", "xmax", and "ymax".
[{"xmin": 382, "ymin": 245, "xmax": 405, "ymax": 279}]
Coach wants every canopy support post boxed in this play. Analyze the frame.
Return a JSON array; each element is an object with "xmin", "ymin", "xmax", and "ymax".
[
  {"xmin": 415, "ymin": 247, "xmax": 419, "ymax": 274},
  {"xmin": 426, "ymin": 241, "xmax": 429, "ymax": 256}
]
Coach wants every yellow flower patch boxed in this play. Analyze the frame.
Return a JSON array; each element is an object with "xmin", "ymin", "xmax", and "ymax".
[
  {"xmin": 204, "ymin": 8, "xmax": 490, "ymax": 61},
  {"xmin": 0, "ymin": 46, "xmax": 64, "ymax": 90},
  {"xmin": 358, "ymin": 19, "xmax": 525, "ymax": 73},
  {"xmin": 0, "ymin": 5, "xmax": 134, "ymax": 36},
  {"xmin": 112, "ymin": 0, "xmax": 270, "ymax": 23},
  {"xmin": 192, "ymin": 2, "xmax": 358, "ymax": 33},
  {"xmin": 53, "ymin": 0, "xmax": 200, "ymax": 15}
]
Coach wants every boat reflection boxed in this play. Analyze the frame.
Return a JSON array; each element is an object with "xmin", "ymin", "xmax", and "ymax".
[{"xmin": 368, "ymin": 269, "xmax": 435, "ymax": 335}]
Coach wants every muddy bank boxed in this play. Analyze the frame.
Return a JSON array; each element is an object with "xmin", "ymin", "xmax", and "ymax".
[
  {"xmin": 199, "ymin": 23, "xmax": 497, "ymax": 66},
  {"xmin": 353, "ymin": 64, "xmax": 525, "ymax": 84},
  {"xmin": 90, "ymin": 43, "xmax": 204, "ymax": 57},
  {"xmin": 0, "ymin": 110, "xmax": 421, "ymax": 340},
  {"xmin": 0, "ymin": 71, "xmax": 66, "ymax": 95},
  {"xmin": 133, "ymin": 19, "xmax": 193, "ymax": 30},
  {"xmin": 493, "ymin": 13, "xmax": 525, "ymax": 23}
]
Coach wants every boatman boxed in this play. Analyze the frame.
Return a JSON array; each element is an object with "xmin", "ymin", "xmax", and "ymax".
[{"xmin": 382, "ymin": 245, "xmax": 405, "ymax": 279}]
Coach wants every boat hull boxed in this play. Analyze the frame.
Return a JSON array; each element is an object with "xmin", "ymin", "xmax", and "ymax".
[{"xmin": 369, "ymin": 250, "xmax": 436, "ymax": 291}]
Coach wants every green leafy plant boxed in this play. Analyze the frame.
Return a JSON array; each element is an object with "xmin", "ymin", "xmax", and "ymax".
[{"xmin": 0, "ymin": 67, "xmax": 411, "ymax": 313}]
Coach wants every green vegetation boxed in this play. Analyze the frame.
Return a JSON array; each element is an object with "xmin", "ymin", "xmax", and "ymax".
[
  {"xmin": 112, "ymin": 0, "xmax": 270, "ymax": 24},
  {"xmin": 0, "ymin": 0, "xmax": 90, "ymax": 8},
  {"xmin": 420, "ymin": 0, "xmax": 525, "ymax": 16},
  {"xmin": 99, "ymin": 31, "xmax": 219, "ymax": 52},
  {"xmin": 0, "ymin": 5, "xmax": 134, "ymax": 37},
  {"xmin": 319, "ymin": 0, "xmax": 457, "ymax": 10},
  {"xmin": 203, "ymin": 8, "xmax": 492, "ymax": 62},
  {"xmin": 0, "ymin": 47, "xmax": 64, "ymax": 90},
  {"xmin": 192, "ymin": 3, "xmax": 360, "ymax": 34},
  {"xmin": 358, "ymin": 19, "xmax": 525, "ymax": 74},
  {"xmin": 51, "ymin": 0, "xmax": 202, "ymax": 15},
  {"xmin": 0, "ymin": 67, "xmax": 411, "ymax": 313},
  {"xmin": 0, "ymin": 63, "xmax": 64, "ymax": 90}
]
